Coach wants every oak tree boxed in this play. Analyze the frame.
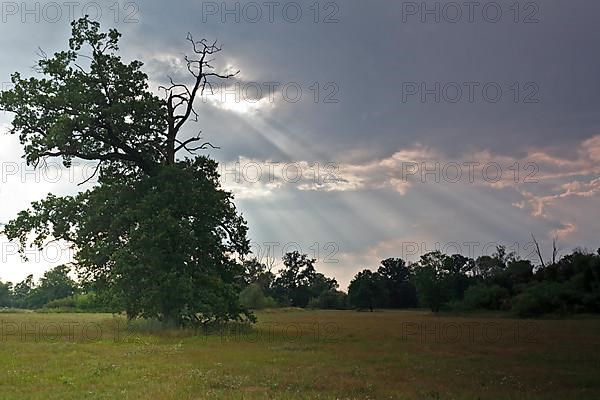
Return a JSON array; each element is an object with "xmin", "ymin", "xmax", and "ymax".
[{"xmin": 0, "ymin": 17, "xmax": 252, "ymax": 325}]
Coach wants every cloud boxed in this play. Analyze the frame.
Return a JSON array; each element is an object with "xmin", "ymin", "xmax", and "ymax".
[
  {"xmin": 2, "ymin": 0, "xmax": 600, "ymax": 287},
  {"xmin": 220, "ymin": 145, "xmax": 435, "ymax": 198},
  {"xmin": 223, "ymin": 135, "xmax": 599, "ymax": 268},
  {"xmin": 552, "ymin": 223, "xmax": 577, "ymax": 239}
]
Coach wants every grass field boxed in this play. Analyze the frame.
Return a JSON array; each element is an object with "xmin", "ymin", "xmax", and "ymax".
[{"xmin": 1, "ymin": 309, "xmax": 599, "ymax": 399}]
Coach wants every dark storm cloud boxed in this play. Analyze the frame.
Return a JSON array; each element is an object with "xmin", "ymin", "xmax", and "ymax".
[{"xmin": 103, "ymin": 0, "xmax": 600, "ymax": 163}]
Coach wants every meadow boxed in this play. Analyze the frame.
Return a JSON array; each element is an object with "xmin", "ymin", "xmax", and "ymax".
[{"xmin": 0, "ymin": 309, "xmax": 599, "ymax": 399}]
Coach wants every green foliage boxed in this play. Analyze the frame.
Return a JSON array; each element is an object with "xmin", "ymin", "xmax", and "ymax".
[
  {"xmin": 44, "ymin": 293, "xmax": 113, "ymax": 312},
  {"xmin": 408, "ymin": 247, "xmax": 600, "ymax": 317},
  {"xmin": 462, "ymin": 284, "xmax": 510, "ymax": 311},
  {"xmin": 512, "ymin": 282, "xmax": 571, "ymax": 317},
  {"xmin": 272, "ymin": 252, "xmax": 338, "ymax": 308},
  {"xmin": 11, "ymin": 275, "xmax": 34, "ymax": 307},
  {"xmin": 473, "ymin": 245, "xmax": 514, "ymax": 279},
  {"xmin": 0, "ymin": 18, "xmax": 250, "ymax": 326},
  {"xmin": 412, "ymin": 265, "xmax": 449, "ymax": 312},
  {"xmin": 377, "ymin": 258, "xmax": 418, "ymax": 308},
  {"xmin": 513, "ymin": 280, "xmax": 593, "ymax": 318},
  {"xmin": 0, "ymin": 17, "xmax": 166, "ymax": 172},
  {"xmin": 29, "ymin": 265, "xmax": 79, "ymax": 308},
  {"xmin": 464, "ymin": 249, "xmax": 600, "ymax": 317},
  {"xmin": 85, "ymin": 159, "xmax": 250, "ymax": 324},
  {"xmin": 411, "ymin": 252, "xmax": 453, "ymax": 312},
  {"xmin": 506, "ymin": 260, "xmax": 534, "ymax": 285},
  {"xmin": 239, "ymin": 283, "xmax": 277, "ymax": 310},
  {"xmin": 348, "ymin": 270, "xmax": 387, "ymax": 311},
  {"xmin": 0, "ymin": 281, "xmax": 13, "ymax": 307},
  {"xmin": 3, "ymin": 266, "xmax": 78, "ymax": 309},
  {"xmin": 308, "ymin": 290, "xmax": 348, "ymax": 310},
  {"xmin": 242, "ymin": 258, "xmax": 275, "ymax": 292}
]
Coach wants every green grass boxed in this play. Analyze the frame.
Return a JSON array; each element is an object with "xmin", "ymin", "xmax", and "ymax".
[{"xmin": 0, "ymin": 310, "xmax": 599, "ymax": 399}]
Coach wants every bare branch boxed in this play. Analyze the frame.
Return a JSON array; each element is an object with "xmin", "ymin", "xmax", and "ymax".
[
  {"xmin": 174, "ymin": 132, "xmax": 220, "ymax": 154},
  {"xmin": 531, "ymin": 233, "xmax": 546, "ymax": 269},
  {"xmin": 552, "ymin": 236, "xmax": 559, "ymax": 265},
  {"xmin": 161, "ymin": 34, "xmax": 239, "ymax": 163}
]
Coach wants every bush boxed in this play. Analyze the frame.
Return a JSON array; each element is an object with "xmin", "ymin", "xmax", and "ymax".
[
  {"xmin": 511, "ymin": 282, "xmax": 578, "ymax": 317},
  {"xmin": 512, "ymin": 290, "xmax": 552, "ymax": 318},
  {"xmin": 239, "ymin": 283, "xmax": 277, "ymax": 310},
  {"xmin": 462, "ymin": 284, "xmax": 510, "ymax": 311},
  {"xmin": 582, "ymin": 292, "xmax": 600, "ymax": 312},
  {"xmin": 44, "ymin": 293, "xmax": 109, "ymax": 312},
  {"xmin": 308, "ymin": 290, "xmax": 348, "ymax": 309},
  {"xmin": 306, "ymin": 297, "xmax": 320, "ymax": 309},
  {"xmin": 44, "ymin": 296, "xmax": 76, "ymax": 309}
]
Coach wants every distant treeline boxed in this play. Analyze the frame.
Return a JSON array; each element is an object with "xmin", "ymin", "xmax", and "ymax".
[
  {"xmin": 240, "ymin": 246, "xmax": 600, "ymax": 318},
  {"xmin": 0, "ymin": 265, "xmax": 107, "ymax": 312},
  {"xmin": 2, "ymin": 246, "xmax": 599, "ymax": 318},
  {"xmin": 349, "ymin": 246, "xmax": 600, "ymax": 317}
]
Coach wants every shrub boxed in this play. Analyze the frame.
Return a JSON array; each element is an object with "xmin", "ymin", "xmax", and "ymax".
[
  {"xmin": 44, "ymin": 293, "xmax": 109, "ymax": 312},
  {"xmin": 308, "ymin": 290, "xmax": 348, "ymax": 309},
  {"xmin": 582, "ymin": 292, "xmax": 600, "ymax": 312},
  {"xmin": 306, "ymin": 297, "xmax": 320, "ymax": 309},
  {"xmin": 239, "ymin": 283, "xmax": 277, "ymax": 310},
  {"xmin": 512, "ymin": 290, "xmax": 552, "ymax": 318},
  {"xmin": 511, "ymin": 282, "xmax": 578, "ymax": 317},
  {"xmin": 462, "ymin": 284, "xmax": 510, "ymax": 310},
  {"xmin": 44, "ymin": 297, "xmax": 77, "ymax": 309}
]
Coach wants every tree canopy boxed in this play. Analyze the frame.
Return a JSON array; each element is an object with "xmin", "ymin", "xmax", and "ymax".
[{"xmin": 0, "ymin": 17, "xmax": 250, "ymax": 325}]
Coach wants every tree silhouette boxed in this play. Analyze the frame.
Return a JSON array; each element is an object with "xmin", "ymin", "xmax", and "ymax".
[
  {"xmin": 348, "ymin": 270, "xmax": 387, "ymax": 312},
  {"xmin": 377, "ymin": 258, "xmax": 417, "ymax": 308}
]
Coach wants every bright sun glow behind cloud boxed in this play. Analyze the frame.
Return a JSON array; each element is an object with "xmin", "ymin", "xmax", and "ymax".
[{"xmin": 206, "ymin": 95, "xmax": 274, "ymax": 114}]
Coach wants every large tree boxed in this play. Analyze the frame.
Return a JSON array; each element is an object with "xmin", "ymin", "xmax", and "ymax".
[
  {"xmin": 0, "ymin": 17, "xmax": 251, "ymax": 325},
  {"xmin": 348, "ymin": 269, "xmax": 387, "ymax": 312},
  {"xmin": 411, "ymin": 251, "xmax": 451, "ymax": 312},
  {"xmin": 377, "ymin": 258, "xmax": 418, "ymax": 308}
]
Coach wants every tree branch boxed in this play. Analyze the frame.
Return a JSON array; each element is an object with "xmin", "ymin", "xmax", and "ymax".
[
  {"xmin": 161, "ymin": 34, "xmax": 239, "ymax": 164},
  {"xmin": 531, "ymin": 233, "xmax": 546, "ymax": 269}
]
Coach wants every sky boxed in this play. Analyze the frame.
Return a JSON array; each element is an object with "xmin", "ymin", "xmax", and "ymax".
[{"xmin": 0, "ymin": 0, "xmax": 599, "ymax": 289}]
